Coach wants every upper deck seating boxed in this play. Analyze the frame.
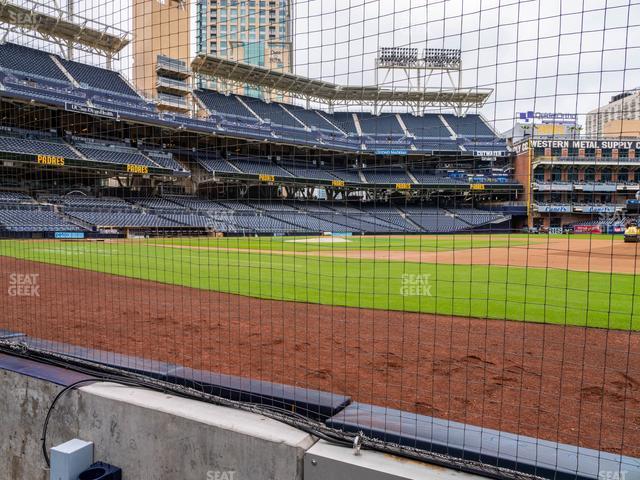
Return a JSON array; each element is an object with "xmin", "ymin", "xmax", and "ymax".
[
  {"xmin": 60, "ymin": 58, "xmax": 141, "ymax": 99},
  {"xmin": 358, "ymin": 112, "xmax": 404, "ymax": 136},
  {"xmin": 194, "ymin": 89, "xmax": 257, "ymax": 120},
  {"xmin": 0, "ymin": 43, "xmax": 68, "ymax": 82},
  {"xmin": 441, "ymin": 114, "xmax": 495, "ymax": 138}
]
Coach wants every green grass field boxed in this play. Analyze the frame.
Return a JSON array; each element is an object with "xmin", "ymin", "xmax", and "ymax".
[
  {"xmin": 1, "ymin": 235, "xmax": 639, "ymax": 330},
  {"xmin": 145, "ymin": 234, "xmax": 538, "ymax": 252}
]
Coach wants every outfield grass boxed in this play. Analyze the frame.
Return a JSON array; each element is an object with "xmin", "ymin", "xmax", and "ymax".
[{"xmin": 1, "ymin": 236, "xmax": 639, "ymax": 330}]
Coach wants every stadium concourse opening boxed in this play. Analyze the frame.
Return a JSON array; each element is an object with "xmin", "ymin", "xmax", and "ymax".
[{"xmin": 0, "ymin": 0, "xmax": 639, "ymax": 478}]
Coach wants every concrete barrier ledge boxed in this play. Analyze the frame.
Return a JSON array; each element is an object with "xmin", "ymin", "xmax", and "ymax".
[
  {"xmin": 0, "ymin": 364, "xmax": 315, "ymax": 480},
  {"xmin": 0, "ymin": 355, "xmax": 490, "ymax": 480}
]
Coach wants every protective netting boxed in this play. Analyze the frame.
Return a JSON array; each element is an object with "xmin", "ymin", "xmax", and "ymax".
[{"xmin": 0, "ymin": 0, "xmax": 638, "ymax": 478}]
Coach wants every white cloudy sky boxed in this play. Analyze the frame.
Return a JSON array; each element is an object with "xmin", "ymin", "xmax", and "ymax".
[
  {"xmin": 7, "ymin": 0, "xmax": 640, "ymax": 131},
  {"xmin": 290, "ymin": 0, "xmax": 640, "ymax": 130}
]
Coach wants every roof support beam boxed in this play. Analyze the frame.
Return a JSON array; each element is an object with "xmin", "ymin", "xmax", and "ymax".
[
  {"xmin": 191, "ymin": 54, "xmax": 492, "ymax": 114},
  {"xmin": 0, "ymin": 0, "xmax": 130, "ymax": 58}
]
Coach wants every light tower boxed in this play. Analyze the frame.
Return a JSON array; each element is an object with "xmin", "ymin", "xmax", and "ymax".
[{"xmin": 375, "ymin": 47, "xmax": 463, "ymax": 115}]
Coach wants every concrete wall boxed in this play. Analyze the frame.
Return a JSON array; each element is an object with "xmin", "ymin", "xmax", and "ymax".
[
  {"xmin": 0, "ymin": 367, "xmax": 314, "ymax": 480},
  {"xmin": 0, "ymin": 360, "xmax": 484, "ymax": 480}
]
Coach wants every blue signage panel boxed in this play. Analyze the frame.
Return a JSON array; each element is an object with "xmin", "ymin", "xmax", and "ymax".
[
  {"xmin": 374, "ymin": 149, "xmax": 407, "ymax": 156},
  {"xmin": 518, "ymin": 111, "xmax": 577, "ymax": 125},
  {"xmin": 54, "ymin": 232, "xmax": 85, "ymax": 239},
  {"xmin": 537, "ymin": 205, "xmax": 571, "ymax": 213}
]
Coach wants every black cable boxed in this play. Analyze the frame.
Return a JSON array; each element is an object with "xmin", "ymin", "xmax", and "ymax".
[{"xmin": 41, "ymin": 377, "xmax": 161, "ymax": 467}]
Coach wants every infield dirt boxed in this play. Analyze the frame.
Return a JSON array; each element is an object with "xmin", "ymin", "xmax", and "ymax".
[
  {"xmin": 153, "ymin": 237, "xmax": 640, "ymax": 274},
  {"xmin": 1, "ymin": 256, "xmax": 638, "ymax": 456}
]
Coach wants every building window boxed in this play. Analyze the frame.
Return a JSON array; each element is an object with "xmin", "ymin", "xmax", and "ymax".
[
  {"xmin": 584, "ymin": 168, "xmax": 595, "ymax": 182},
  {"xmin": 618, "ymin": 168, "xmax": 629, "ymax": 182}
]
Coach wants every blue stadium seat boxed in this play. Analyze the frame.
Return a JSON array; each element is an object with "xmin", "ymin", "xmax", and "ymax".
[
  {"xmin": 357, "ymin": 112, "xmax": 404, "ymax": 136},
  {"xmin": 0, "ymin": 135, "xmax": 81, "ymax": 159},
  {"xmin": 281, "ymin": 104, "xmax": 342, "ymax": 133},
  {"xmin": 441, "ymin": 113, "xmax": 496, "ymax": 138},
  {"xmin": 328, "ymin": 168, "xmax": 362, "ymax": 183},
  {"xmin": 1, "ymin": 74, "xmax": 87, "ymax": 105},
  {"xmin": 0, "ymin": 43, "xmax": 69, "ymax": 82},
  {"xmin": 243, "ymin": 97, "xmax": 303, "ymax": 128},
  {"xmin": 60, "ymin": 58, "xmax": 141, "ymax": 98},
  {"xmin": 145, "ymin": 150, "xmax": 190, "ymax": 173},
  {"xmin": 75, "ymin": 144, "xmax": 158, "ymax": 168},
  {"xmin": 65, "ymin": 210, "xmax": 181, "ymax": 228},
  {"xmin": 228, "ymin": 156, "xmax": 293, "ymax": 177},
  {"xmin": 194, "ymin": 89, "xmax": 258, "ymax": 120},
  {"xmin": 362, "ymin": 167, "xmax": 413, "ymax": 184},
  {"xmin": 401, "ymin": 113, "xmax": 451, "ymax": 138},
  {"xmin": 0, "ymin": 205, "xmax": 83, "ymax": 232},
  {"xmin": 280, "ymin": 164, "xmax": 338, "ymax": 181},
  {"xmin": 196, "ymin": 154, "xmax": 240, "ymax": 174},
  {"xmin": 327, "ymin": 112, "xmax": 359, "ymax": 135}
]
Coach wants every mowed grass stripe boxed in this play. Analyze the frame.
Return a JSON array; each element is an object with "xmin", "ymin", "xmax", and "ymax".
[{"xmin": 1, "ymin": 239, "xmax": 638, "ymax": 330}]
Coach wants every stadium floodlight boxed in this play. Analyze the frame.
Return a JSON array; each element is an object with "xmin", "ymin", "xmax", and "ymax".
[
  {"xmin": 377, "ymin": 47, "xmax": 420, "ymax": 68},
  {"xmin": 423, "ymin": 48, "xmax": 461, "ymax": 70},
  {"xmin": 375, "ymin": 46, "xmax": 467, "ymax": 114}
]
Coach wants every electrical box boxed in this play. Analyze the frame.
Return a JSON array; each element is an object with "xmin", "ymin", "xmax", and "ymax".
[{"xmin": 50, "ymin": 439, "xmax": 94, "ymax": 480}]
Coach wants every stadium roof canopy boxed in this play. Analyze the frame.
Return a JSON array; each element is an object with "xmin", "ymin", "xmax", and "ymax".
[
  {"xmin": 191, "ymin": 54, "xmax": 492, "ymax": 114},
  {"xmin": 0, "ymin": 0, "xmax": 130, "ymax": 58}
]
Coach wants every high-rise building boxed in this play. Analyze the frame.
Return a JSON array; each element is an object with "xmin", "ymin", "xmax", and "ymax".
[
  {"xmin": 132, "ymin": 0, "xmax": 192, "ymax": 113},
  {"xmin": 196, "ymin": 0, "xmax": 293, "ymax": 98},
  {"xmin": 586, "ymin": 89, "xmax": 640, "ymax": 137}
]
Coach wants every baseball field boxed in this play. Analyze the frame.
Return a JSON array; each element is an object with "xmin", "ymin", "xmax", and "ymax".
[
  {"xmin": 1, "ymin": 234, "xmax": 639, "ymax": 329},
  {"xmin": 0, "ymin": 233, "xmax": 639, "ymax": 456}
]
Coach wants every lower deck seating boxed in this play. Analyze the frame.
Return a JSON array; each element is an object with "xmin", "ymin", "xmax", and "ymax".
[
  {"xmin": 129, "ymin": 197, "xmax": 181, "ymax": 210},
  {"xmin": 196, "ymin": 155, "xmax": 239, "ymax": 174},
  {"xmin": 0, "ymin": 191, "xmax": 34, "ymax": 203},
  {"xmin": 44, "ymin": 195, "xmax": 130, "ymax": 208},
  {"xmin": 75, "ymin": 145, "xmax": 158, "ymax": 168},
  {"xmin": 403, "ymin": 213, "xmax": 470, "ymax": 233},
  {"xmin": 0, "ymin": 193, "xmax": 512, "ymax": 234},
  {"xmin": 165, "ymin": 196, "xmax": 230, "ymax": 211},
  {"xmin": 65, "ymin": 210, "xmax": 181, "ymax": 228},
  {"xmin": 0, "ymin": 205, "xmax": 82, "ymax": 232},
  {"xmin": 362, "ymin": 168, "xmax": 413, "ymax": 184},
  {"xmin": 281, "ymin": 165, "xmax": 338, "ymax": 181},
  {"xmin": 145, "ymin": 151, "xmax": 189, "ymax": 173},
  {"xmin": 229, "ymin": 157, "xmax": 293, "ymax": 177},
  {"xmin": 449, "ymin": 208, "xmax": 506, "ymax": 226},
  {"xmin": 160, "ymin": 213, "xmax": 225, "ymax": 229},
  {"xmin": 0, "ymin": 135, "xmax": 81, "ymax": 158},
  {"xmin": 329, "ymin": 169, "xmax": 362, "ymax": 183}
]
